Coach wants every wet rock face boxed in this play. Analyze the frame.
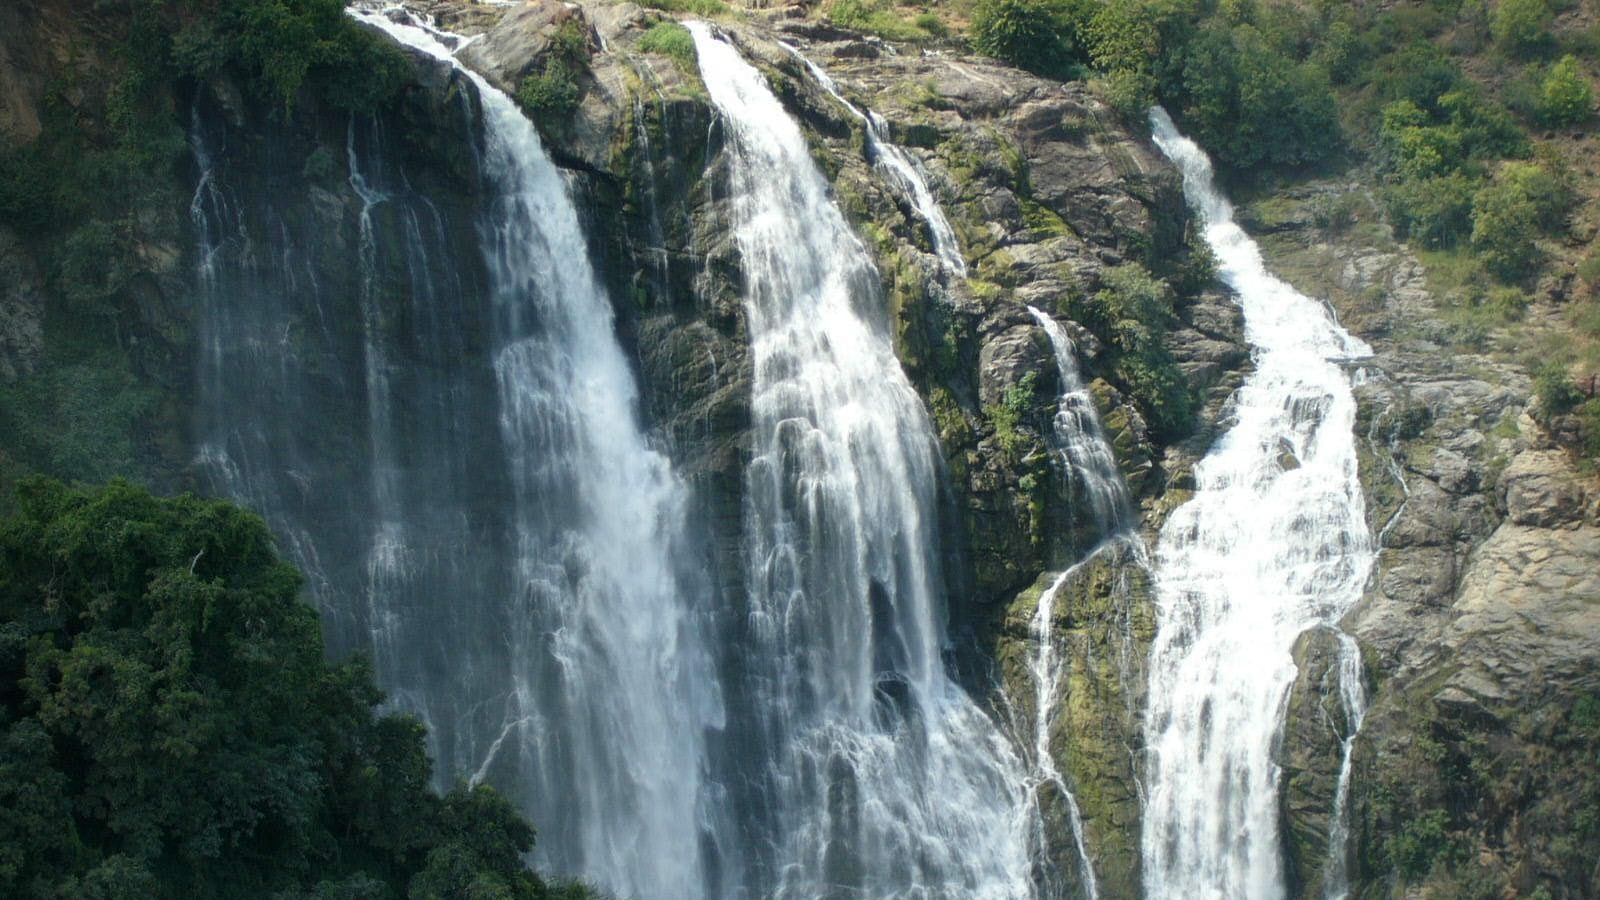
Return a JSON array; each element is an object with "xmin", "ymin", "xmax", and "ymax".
[{"xmin": 1278, "ymin": 626, "xmax": 1358, "ymax": 898}]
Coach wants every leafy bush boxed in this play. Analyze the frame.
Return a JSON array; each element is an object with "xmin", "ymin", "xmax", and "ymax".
[
  {"xmin": 1379, "ymin": 42, "xmax": 1468, "ymax": 114},
  {"xmin": 1169, "ymin": 24, "xmax": 1340, "ymax": 171},
  {"xmin": 1536, "ymin": 55, "xmax": 1594, "ymax": 127},
  {"xmin": 519, "ymin": 61, "xmax": 581, "ymax": 117},
  {"xmin": 516, "ymin": 19, "xmax": 590, "ymax": 118},
  {"xmin": 636, "ymin": 0, "xmax": 731, "ymax": 16},
  {"xmin": 1578, "ymin": 247, "xmax": 1600, "ymax": 292},
  {"xmin": 168, "ymin": 0, "xmax": 410, "ymax": 114},
  {"xmin": 1472, "ymin": 182, "xmax": 1542, "ymax": 280},
  {"xmin": 1492, "ymin": 0, "xmax": 1553, "ymax": 56},
  {"xmin": 1382, "ymin": 100, "xmax": 1467, "ymax": 179},
  {"xmin": 0, "ymin": 349, "xmax": 159, "ymax": 483},
  {"xmin": 1313, "ymin": 19, "xmax": 1365, "ymax": 85},
  {"xmin": 0, "ymin": 480, "xmax": 596, "ymax": 899},
  {"xmin": 1084, "ymin": 0, "xmax": 1162, "ymax": 74},
  {"xmin": 1579, "ymin": 399, "xmax": 1600, "ymax": 459},
  {"xmin": 636, "ymin": 21, "xmax": 697, "ymax": 72},
  {"xmin": 987, "ymin": 371, "xmax": 1039, "ymax": 456},
  {"xmin": 825, "ymin": 0, "xmax": 939, "ymax": 42},
  {"xmin": 1470, "ymin": 161, "xmax": 1568, "ymax": 280},
  {"xmin": 1379, "ymin": 89, "xmax": 1527, "ymax": 180},
  {"xmin": 1386, "ymin": 808, "xmax": 1458, "ymax": 877},
  {"xmin": 969, "ymin": 0, "xmax": 1087, "ymax": 79},
  {"xmin": 1533, "ymin": 363, "xmax": 1583, "ymax": 416},
  {"xmin": 913, "ymin": 12, "xmax": 949, "ymax": 38},
  {"xmin": 1064, "ymin": 263, "xmax": 1195, "ymax": 439}
]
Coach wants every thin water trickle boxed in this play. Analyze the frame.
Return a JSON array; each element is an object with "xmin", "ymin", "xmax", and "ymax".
[
  {"xmin": 781, "ymin": 42, "xmax": 967, "ymax": 276},
  {"xmin": 1142, "ymin": 106, "xmax": 1375, "ymax": 900}
]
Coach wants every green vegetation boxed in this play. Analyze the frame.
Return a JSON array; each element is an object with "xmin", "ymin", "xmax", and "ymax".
[
  {"xmin": 969, "ymin": 0, "xmax": 1087, "ymax": 80},
  {"xmin": 635, "ymin": 0, "xmax": 732, "ymax": 17},
  {"xmin": 1061, "ymin": 262, "xmax": 1194, "ymax": 439},
  {"xmin": 1536, "ymin": 55, "xmax": 1594, "ymax": 127},
  {"xmin": 1491, "ymin": 0, "xmax": 1553, "ymax": 57},
  {"xmin": 987, "ymin": 371, "xmax": 1039, "ymax": 457},
  {"xmin": 518, "ymin": 20, "xmax": 591, "ymax": 119},
  {"xmin": 1470, "ymin": 161, "xmax": 1571, "ymax": 280},
  {"xmin": 0, "ymin": 0, "xmax": 417, "ymax": 491},
  {"xmin": 966, "ymin": 0, "xmax": 1339, "ymax": 173},
  {"xmin": 171, "ymin": 0, "xmax": 410, "ymax": 114},
  {"xmin": 0, "ymin": 347, "xmax": 159, "ymax": 485},
  {"xmin": 1359, "ymin": 684, "xmax": 1600, "ymax": 896},
  {"xmin": 825, "ymin": 0, "xmax": 950, "ymax": 43},
  {"xmin": 519, "ymin": 63, "xmax": 582, "ymax": 117},
  {"xmin": 1167, "ymin": 22, "xmax": 1339, "ymax": 170},
  {"xmin": 1385, "ymin": 809, "xmax": 1459, "ymax": 878},
  {"xmin": 1534, "ymin": 362, "xmax": 1585, "ymax": 417},
  {"xmin": 636, "ymin": 21, "xmax": 697, "ymax": 73},
  {"xmin": 0, "ymin": 479, "xmax": 597, "ymax": 899}
]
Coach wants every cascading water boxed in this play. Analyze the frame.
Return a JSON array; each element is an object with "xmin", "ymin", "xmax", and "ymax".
[
  {"xmin": 1323, "ymin": 633, "xmax": 1367, "ymax": 900},
  {"xmin": 1142, "ymin": 107, "xmax": 1375, "ymax": 899},
  {"xmin": 781, "ymin": 43, "xmax": 967, "ymax": 276},
  {"xmin": 1028, "ymin": 307, "xmax": 1133, "ymax": 535},
  {"xmin": 1019, "ymin": 306, "xmax": 1146, "ymax": 900},
  {"xmin": 195, "ymin": 6, "xmax": 728, "ymax": 895},
  {"xmin": 352, "ymin": 14, "xmax": 726, "ymax": 897},
  {"xmin": 690, "ymin": 22, "xmax": 1036, "ymax": 898}
]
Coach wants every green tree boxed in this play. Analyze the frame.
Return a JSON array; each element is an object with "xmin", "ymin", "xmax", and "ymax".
[
  {"xmin": 1171, "ymin": 24, "xmax": 1339, "ymax": 171},
  {"xmin": 1491, "ymin": 0, "xmax": 1552, "ymax": 56},
  {"xmin": 1064, "ymin": 263, "xmax": 1195, "ymax": 438},
  {"xmin": 1085, "ymin": 0, "xmax": 1163, "ymax": 74},
  {"xmin": 0, "ymin": 480, "xmax": 592, "ymax": 900},
  {"xmin": 1385, "ymin": 172, "xmax": 1477, "ymax": 248},
  {"xmin": 969, "ymin": 0, "xmax": 1088, "ymax": 79},
  {"xmin": 1471, "ymin": 167, "xmax": 1545, "ymax": 280},
  {"xmin": 1537, "ymin": 55, "xmax": 1594, "ymax": 127}
]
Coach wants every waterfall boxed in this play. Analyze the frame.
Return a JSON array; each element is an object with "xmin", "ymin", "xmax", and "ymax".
[
  {"xmin": 352, "ymin": 13, "xmax": 725, "ymax": 897},
  {"xmin": 690, "ymin": 22, "xmax": 1037, "ymax": 898},
  {"xmin": 1324, "ymin": 632, "xmax": 1367, "ymax": 900},
  {"xmin": 191, "ymin": 6, "xmax": 730, "ymax": 895},
  {"xmin": 1028, "ymin": 307, "xmax": 1133, "ymax": 536},
  {"xmin": 1020, "ymin": 305, "xmax": 1147, "ymax": 900},
  {"xmin": 1141, "ymin": 107, "xmax": 1375, "ymax": 899},
  {"xmin": 780, "ymin": 43, "xmax": 967, "ymax": 276}
]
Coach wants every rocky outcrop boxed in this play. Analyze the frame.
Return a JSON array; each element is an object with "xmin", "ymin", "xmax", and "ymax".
[
  {"xmin": 995, "ymin": 542, "xmax": 1156, "ymax": 896},
  {"xmin": 1278, "ymin": 626, "xmax": 1361, "ymax": 898}
]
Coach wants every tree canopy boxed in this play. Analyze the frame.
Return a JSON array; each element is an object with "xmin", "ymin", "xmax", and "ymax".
[{"xmin": 0, "ymin": 479, "xmax": 594, "ymax": 900}]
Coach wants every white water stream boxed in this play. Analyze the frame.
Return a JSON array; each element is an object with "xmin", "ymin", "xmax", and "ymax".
[
  {"xmin": 781, "ymin": 43, "xmax": 967, "ymax": 276},
  {"xmin": 1142, "ymin": 107, "xmax": 1375, "ymax": 899},
  {"xmin": 350, "ymin": 11, "xmax": 723, "ymax": 897}
]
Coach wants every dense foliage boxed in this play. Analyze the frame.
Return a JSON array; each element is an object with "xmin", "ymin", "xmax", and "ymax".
[
  {"xmin": 969, "ymin": 0, "xmax": 1089, "ymax": 80},
  {"xmin": 1537, "ymin": 55, "xmax": 1594, "ymax": 127},
  {"xmin": 0, "ymin": 479, "xmax": 594, "ymax": 899},
  {"xmin": 966, "ymin": 0, "xmax": 1340, "ymax": 173},
  {"xmin": 1062, "ymin": 262, "xmax": 1195, "ymax": 439},
  {"xmin": 635, "ymin": 21, "xmax": 698, "ymax": 74}
]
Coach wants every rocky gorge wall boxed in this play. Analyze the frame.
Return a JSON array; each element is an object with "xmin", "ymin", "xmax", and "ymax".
[{"xmin": 2, "ymin": 0, "xmax": 1596, "ymax": 897}]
